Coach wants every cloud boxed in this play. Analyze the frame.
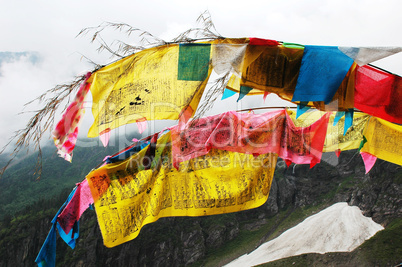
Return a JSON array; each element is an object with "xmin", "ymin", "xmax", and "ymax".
[{"xmin": 0, "ymin": 0, "xmax": 401, "ymax": 152}]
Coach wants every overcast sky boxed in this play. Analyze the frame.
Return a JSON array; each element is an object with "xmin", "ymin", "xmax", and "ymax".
[{"xmin": 0, "ymin": 0, "xmax": 401, "ymax": 152}]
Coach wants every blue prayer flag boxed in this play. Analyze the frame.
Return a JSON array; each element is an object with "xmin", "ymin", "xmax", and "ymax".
[{"xmin": 292, "ymin": 46, "xmax": 354, "ymax": 104}]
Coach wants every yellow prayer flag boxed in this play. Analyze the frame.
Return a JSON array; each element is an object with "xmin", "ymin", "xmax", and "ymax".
[
  {"xmin": 361, "ymin": 117, "xmax": 402, "ymax": 166},
  {"xmin": 87, "ymin": 43, "xmax": 213, "ymax": 137},
  {"xmin": 289, "ymin": 110, "xmax": 370, "ymax": 152},
  {"xmin": 86, "ymin": 132, "xmax": 278, "ymax": 247}
]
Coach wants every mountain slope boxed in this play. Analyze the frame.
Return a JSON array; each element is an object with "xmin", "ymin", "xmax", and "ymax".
[
  {"xmin": 0, "ymin": 149, "xmax": 400, "ymax": 266},
  {"xmin": 0, "ymin": 139, "xmax": 128, "ymax": 219}
]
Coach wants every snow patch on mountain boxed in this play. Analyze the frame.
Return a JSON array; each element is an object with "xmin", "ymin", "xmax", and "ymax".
[{"xmin": 225, "ymin": 202, "xmax": 384, "ymax": 267}]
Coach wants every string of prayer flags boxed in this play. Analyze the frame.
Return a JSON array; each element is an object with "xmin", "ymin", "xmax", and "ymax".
[
  {"xmin": 82, "ymin": 39, "xmax": 401, "ymax": 144},
  {"xmin": 86, "ymin": 132, "xmax": 278, "ymax": 247},
  {"xmin": 40, "ymin": 34, "xmax": 402, "ymax": 266},
  {"xmin": 354, "ymin": 64, "xmax": 402, "ymax": 125},
  {"xmin": 52, "ymin": 72, "xmax": 91, "ymax": 161},
  {"xmin": 87, "ymin": 43, "xmax": 213, "ymax": 138},
  {"xmin": 360, "ymin": 117, "xmax": 402, "ymax": 166},
  {"xmin": 292, "ymin": 46, "xmax": 354, "ymax": 104},
  {"xmin": 171, "ymin": 109, "xmax": 330, "ymax": 168}
]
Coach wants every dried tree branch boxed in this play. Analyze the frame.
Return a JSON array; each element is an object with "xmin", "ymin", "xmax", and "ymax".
[
  {"xmin": 0, "ymin": 74, "xmax": 88, "ymax": 178},
  {"xmin": 1, "ymin": 10, "xmax": 224, "ymax": 178}
]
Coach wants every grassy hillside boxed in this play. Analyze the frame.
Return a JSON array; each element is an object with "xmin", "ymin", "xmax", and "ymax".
[
  {"xmin": 0, "ymin": 139, "xmax": 125, "ymax": 219},
  {"xmin": 0, "ymin": 147, "xmax": 400, "ymax": 266}
]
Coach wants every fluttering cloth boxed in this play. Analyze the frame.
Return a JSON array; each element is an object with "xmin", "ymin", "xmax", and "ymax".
[
  {"xmin": 227, "ymin": 44, "xmax": 304, "ymax": 101},
  {"xmin": 35, "ymin": 188, "xmax": 79, "ymax": 267},
  {"xmin": 361, "ymin": 117, "xmax": 402, "ymax": 166},
  {"xmin": 291, "ymin": 46, "xmax": 354, "ymax": 104},
  {"xmin": 58, "ymin": 39, "xmax": 401, "ymax": 145},
  {"xmin": 354, "ymin": 64, "xmax": 402, "ymax": 125},
  {"xmin": 171, "ymin": 109, "xmax": 330, "ymax": 168},
  {"xmin": 339, "ymin": 46, "xmax": 402, "ymax": 66},
  {"xmin": 290, "ymin": 111, "xmax": 370, "ymax": 152},
  {"xmin": 52, "ymin": 72, "xmax": 91, "ymax": 161},
  {"xmin": 226, "ymin": 44, "xmax": 357, "ymax": 112},
  {"xmin": 87, "ymin": 43, "xmax": 213, "ymax": 137},
  {"xmin": 57, "ymin": 179, "xmax": 94, "ymax": 235},
  {"xmin": 86, "ymin": 132, "xmax": 278, "ymax": 247}
]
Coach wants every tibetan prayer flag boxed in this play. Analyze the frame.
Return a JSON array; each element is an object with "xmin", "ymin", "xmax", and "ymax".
[
  {"xmin": 280, "ymin": 111, "xmax": 330, "ymax": 165},
  {"xmin": 360, "ymin": 152, "xmax": 377, "ymax": 174},
  {"xmin": 221, "ymin": 88, "xmax": 237, "ymax": 100},
  {"xmin": 36, "ymin": 188, "xmax": 78, "ymax": 266},
  {"xmin": 211, "ymin": 43, "xmax": 247, "ymax": 75},
  {"xmin": 35, "ymin": 224, "xmax": 57, "ymax": 267},
  {"xmin": 354, "ymin": 64, "xmax": 402, "ymax": 124},
  {"xmin": 239, "ymin": 45, "xmax": 304, "ymax": 101},
  {"xmin": 292, "ymin": 46, "xmax": 354, "ymax": 104},
  {"xmin": 171, "ymin": 110, "xmax": 286, "ymax": 167},
  {"xmin": 290, "ymin": 110, "xmax": 370, "ymax": 152},
  {"xmin": 343, "ymin": 109, "xmax": 354, "ymax": 135},
  {"xmin": 338, "ymin": 46, "xmax": 402, "ymax": 66},
  {"xmin": 325, "ymin": 112, "xmax": 369, "ymax": 152},
  {"xmin": 58, "ymin": 179, "xmax": 94, "ymax": 235},
  {"xmin": 248, "ymin": 38, "xmax": 280, "ymax": 46},
  {"xmin": 237, "ymin": 86, "xmax": 253, "ymax": 101},
  {"xmin": 52, "ymin": 72, "xmax": 91, "ymax": 161},
  {"xmin": 86, "ymin": 132, "xmax": 278, "ymax": 247},
  {"xmin": 87, "ymin": 43, "xmax": 212, "ymax": 137},
  {"xmin": 361, "ymin": 117, "xmax": 402, "ymax": 166},
  {"xmin": 296, "ymin": 102, "xmax": 310, "ymax": 119},
  {"xmin": 99, "ymin": 130, "xmax": 111, "ymax": 147},
  {"xmin": 171, "ymin": 109, "xmax": 329, "ymax": 167}
]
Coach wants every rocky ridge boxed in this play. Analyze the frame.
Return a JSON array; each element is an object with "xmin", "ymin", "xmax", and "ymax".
[{"xmin": 0, "ymin": 150, "xmax": 400, "ymax": 266}]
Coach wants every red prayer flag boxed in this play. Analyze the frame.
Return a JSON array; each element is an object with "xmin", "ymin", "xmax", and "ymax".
[
  {"xmin": 249, "ymin": 38, "xmax": 280, "ymax": 46},
  {"xmin": 354, "ymin": 65, "xmax": 402, "ymax": 124},
  {"xmin": 57, "ymin": 179, "xmax": 94, "ymax": 234}
]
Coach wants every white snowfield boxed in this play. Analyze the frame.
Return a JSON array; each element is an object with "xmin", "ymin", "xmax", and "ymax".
[{"xmin": 224, "ymin": 202, "xmax": 384, "ymax": 267}]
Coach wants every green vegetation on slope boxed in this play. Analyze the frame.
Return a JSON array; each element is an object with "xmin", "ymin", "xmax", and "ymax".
[{"xmin": 0, "ymin": 139, "xmax": 127, "ymax": 220}]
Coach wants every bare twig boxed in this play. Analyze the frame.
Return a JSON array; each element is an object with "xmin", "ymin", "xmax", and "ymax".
[
  {"xmin": 192, "ymin": 71, "xmax": 231, "ymax": 123},
  {"xmin": 0, "ymin": 74, "xmax": 88, "ymax": 178},
  {"xmin": 1, "ymin": 10, "xmax": 224, "ymax": 178}
]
